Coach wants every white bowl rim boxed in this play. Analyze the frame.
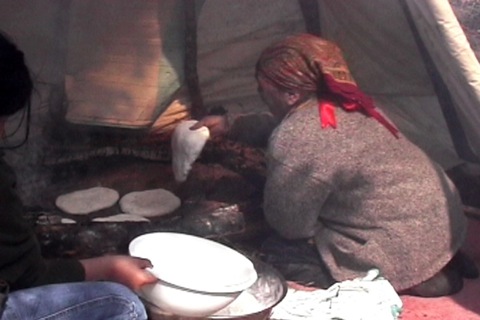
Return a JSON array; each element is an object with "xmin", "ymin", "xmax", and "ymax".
[{"xmin": 129, "ymin": 232, "xmax": 258, "ymax": 293}]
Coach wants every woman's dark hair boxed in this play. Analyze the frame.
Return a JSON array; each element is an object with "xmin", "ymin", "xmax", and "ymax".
[{"xmin": 0, "ymin": 32, "xmax": 33, "ymax": 117}]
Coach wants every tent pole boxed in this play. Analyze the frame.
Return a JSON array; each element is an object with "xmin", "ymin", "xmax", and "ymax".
[
  {"xmin": 298, "ymin": 0, "xmax": 321, "ymax": 36},
  {"xmin": 184, "ymin": 0, "xmax": 207, "ymax": 120},
  {"xmin": 398, "ymin": 0, "xmax": 480, "ymax": 162}
]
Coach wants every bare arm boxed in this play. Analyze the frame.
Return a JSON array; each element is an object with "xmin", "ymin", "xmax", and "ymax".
[
  {"xmin": 80, "ymin": 255, "xmax": 157, "ymax": 292},
  {"xmin": 191, "ymin": 112, "xmax": 278, "ymax": 148}
]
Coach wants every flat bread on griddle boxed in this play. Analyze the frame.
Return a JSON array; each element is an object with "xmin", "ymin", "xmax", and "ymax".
[
  {"xmin": 56, "ymin": 187, "xmax": 120, "ymax": 215},
  {"xmin": 119, "ymin": 188, "xmax": 181, "ymax": 218},
  {"xmin": 92, "ymin": 213, "xmax": 150, "ymax": 222}
]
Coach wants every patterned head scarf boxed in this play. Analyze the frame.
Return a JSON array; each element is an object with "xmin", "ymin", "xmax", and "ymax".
[{"xmin": 256, "ymin": 33, "xmax": 399, "ymax": 137}]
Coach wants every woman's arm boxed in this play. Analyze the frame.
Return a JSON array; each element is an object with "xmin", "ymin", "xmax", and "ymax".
[
  {"xmin": 263, "ymin": 158, "xmax": 331, "ymax": 239},
  {"xmin": 191, "ymin": 112, "xmax": 278, "ymax": 148}
]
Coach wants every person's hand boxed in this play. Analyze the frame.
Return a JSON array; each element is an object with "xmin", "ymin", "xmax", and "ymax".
[
  {"xmin": 107, "ymin": 256, "xmax": 158, "ymax": 291},
  {"xmin": 190, "ymin": 115, "xmax": 229, "ymax": 138},
  {"xmin": 80, "ymin": 255, "xmax": 158, "ymax": 292}
]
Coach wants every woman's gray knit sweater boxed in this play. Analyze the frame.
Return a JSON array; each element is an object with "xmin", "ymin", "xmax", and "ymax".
[{"xmin": 257, "ymin": 101, "xmax": 466, "ymax": 291}]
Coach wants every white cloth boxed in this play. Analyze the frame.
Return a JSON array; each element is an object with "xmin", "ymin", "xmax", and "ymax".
[{"xmin": 270, "ymin": 269, "xmax": 402, "ymax": 320}]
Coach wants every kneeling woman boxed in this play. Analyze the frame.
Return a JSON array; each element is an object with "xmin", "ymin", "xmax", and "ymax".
[{"xmin": 194, "ymin": 33, "xmax": 476, "ymax": 297}]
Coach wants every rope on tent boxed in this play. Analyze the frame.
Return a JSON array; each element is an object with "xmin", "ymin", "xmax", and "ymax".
[{"xmin": 398, "ymin": 0, "xmax": 480, "ymax": 163}]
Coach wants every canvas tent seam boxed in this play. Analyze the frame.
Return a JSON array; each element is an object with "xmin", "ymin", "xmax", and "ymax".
[{"xmin": 398, "ymin": 0, "xmax": 480, "ymax": 163}]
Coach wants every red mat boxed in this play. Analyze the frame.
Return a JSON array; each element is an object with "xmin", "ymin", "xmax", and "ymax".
[{"xmin": 400, "ymin": 218, "xmax": 480, "ymax": 320}]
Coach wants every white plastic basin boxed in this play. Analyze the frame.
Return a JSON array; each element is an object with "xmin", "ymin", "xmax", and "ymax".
[{"xmin": 129, "ymin": 232, "xmax": 258, "ymax": 317}]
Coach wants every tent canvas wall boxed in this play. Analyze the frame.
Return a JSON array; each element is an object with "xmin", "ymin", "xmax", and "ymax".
[
  {"xmin": 314, "ymin": 0, "xmax": 480, "ymax": 170},
  {"xmin": 0, "ymin": 0, "xmax": 479, "ymax": 203},
  {"xmin": 195, "ymin": 0, "xmax": 480, "ymax": 171}
]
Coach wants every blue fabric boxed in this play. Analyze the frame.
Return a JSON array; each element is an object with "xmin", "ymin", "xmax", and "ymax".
[{"xmin": 0, "ymin": 281, "xmax": 147, "ymax": 320}]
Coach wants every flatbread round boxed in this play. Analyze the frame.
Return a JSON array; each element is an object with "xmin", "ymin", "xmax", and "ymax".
[
  {"xmin": 92, "ymin": 213, "xmax": 150, "ymax": 223},
  {"xmin": 171, "ymin": 120, "xmax": 210, "ymax": 182},
  {"xmin": 55, "ymin": 187, "xmax": 120, "ymax": 215},
  {"xmin": 60, "ymin": 218, "xmax": 77, "ymax": 224},
  {"xmin": 119, "ymin": 188, "xmax": 181, "ymax": 217}
]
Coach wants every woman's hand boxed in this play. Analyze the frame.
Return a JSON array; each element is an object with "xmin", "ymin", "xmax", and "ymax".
[
  {"xmin": 80, "ymin": 255, "xmax": 158, "ymax": 292},
  {"xmin": 190, "ymin": 115, "xmax": 229, "ymax": 138}
]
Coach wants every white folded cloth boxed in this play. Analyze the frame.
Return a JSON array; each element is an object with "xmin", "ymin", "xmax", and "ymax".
[{"xmin": 270, "ymin": 269, "xmax": 402, "ymax": 320}]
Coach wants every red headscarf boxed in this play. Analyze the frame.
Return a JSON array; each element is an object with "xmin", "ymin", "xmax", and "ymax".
[{"xmin": 256, "ymin": 33, "xmax": 399, "ymax": 138}]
